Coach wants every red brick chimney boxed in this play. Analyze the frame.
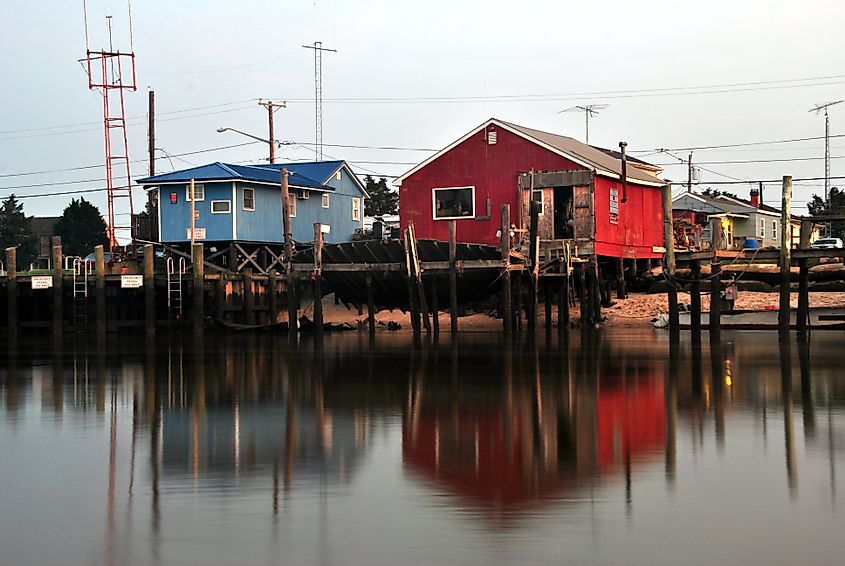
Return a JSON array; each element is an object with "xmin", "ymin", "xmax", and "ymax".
[{"xmin": 750, "ymin": 187, "xmax": 760, "ymax": 208}]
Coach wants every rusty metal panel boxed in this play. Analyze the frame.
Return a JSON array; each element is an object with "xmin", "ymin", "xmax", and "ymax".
[
  {"xmin": 519, "ymin": 170, "xmax": 592, "ymax": 189},
  {"xmin": 573, "ymin": 184, "xmax": 594, "ymax": 241}
]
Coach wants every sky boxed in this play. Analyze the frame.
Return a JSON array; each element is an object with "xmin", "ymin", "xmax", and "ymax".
[{"xmin": 2, "ymin": 0, "xmax": 845, "ymax": 221}]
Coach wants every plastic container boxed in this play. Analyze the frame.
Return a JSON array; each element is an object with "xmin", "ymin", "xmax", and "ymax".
[{"xmin": 744, "ymin": 238, "xmax": 759, "ymax": 250}]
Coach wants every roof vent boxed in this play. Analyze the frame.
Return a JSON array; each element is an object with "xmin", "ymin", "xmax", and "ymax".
[{"xmin": 487, "ymin": 129, "xmax": 497, "ymax": 145}]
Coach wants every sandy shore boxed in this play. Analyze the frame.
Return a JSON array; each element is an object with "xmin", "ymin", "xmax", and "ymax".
[{"xmin": 317, "ymin": 291, "xmax": 845, "ymax": 331}]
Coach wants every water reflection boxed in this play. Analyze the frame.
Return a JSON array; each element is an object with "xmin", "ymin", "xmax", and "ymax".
[{"xmin": 1, "ymin": 330, "xmax": 844, "ymax": 565}]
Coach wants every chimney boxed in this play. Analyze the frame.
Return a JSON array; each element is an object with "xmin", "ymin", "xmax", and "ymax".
[{"xmin": 750, "ymin": 187, "xmax": 760, "ymax": 208}]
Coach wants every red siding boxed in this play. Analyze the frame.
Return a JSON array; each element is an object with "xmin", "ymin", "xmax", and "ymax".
[{"xmin": 400, "ymin": 125, "xmax": 664, "ymax": 258}]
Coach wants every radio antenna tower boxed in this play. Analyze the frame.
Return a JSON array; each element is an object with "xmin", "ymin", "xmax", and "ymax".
[
  {"xmin": 810, "ymin": 100, "xmax": 844, "ymax": 217},
  {"xmin": 302, "ymin": 41, "xmax": 336, "ymax": 161},
  {"xmin": 558, "ymin": 104, "xmax": 609, "ymax": 145},
  {"xmin": 81, "ymin": 0, "xmax": 138, "ymax": 251}
]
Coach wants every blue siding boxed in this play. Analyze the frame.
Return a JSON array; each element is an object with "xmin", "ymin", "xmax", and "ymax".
[
  {"xmin": 235, "ymin": 182, "xmax": 284, "ymax": 243},
  {"xmin": 159, "ymin": 182, "xmax": 234, "ymax": 243}
]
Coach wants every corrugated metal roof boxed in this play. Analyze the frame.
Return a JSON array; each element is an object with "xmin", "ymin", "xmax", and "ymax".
[{"xmin": 136, "ymin": 161, "xmax": 338, "ymax": 190}]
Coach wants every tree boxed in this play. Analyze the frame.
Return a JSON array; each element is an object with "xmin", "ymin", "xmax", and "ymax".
[
  {"xmin": 807, "ymin": 186, "xmax": 845, "ymax": 239},
  {"xmin": 363, "ymin": 175, "xmax": 399, "ymax": 216},
  {"xmin": 53, "ymin": 197, "xmax": 109, "ymax": 257},
  {"xmin": 0, "ymin": 194, "xmax": 37, "ymax": 269},
  {"xmin": 701, "ymin": 187, "xmax": 738, "ymax": 199}
]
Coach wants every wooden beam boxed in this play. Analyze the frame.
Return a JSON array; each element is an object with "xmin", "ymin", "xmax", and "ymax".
[
  {"xmin": 449, "ymin": 220, "xmax": 458, "ymax": 334},
  {"xmin": 500, "ymin": 204, "xmax": 513, "ymax": 335},
  {"xmin": 778, "ymin": 176, "xmax": 792, "ymax": 334}
]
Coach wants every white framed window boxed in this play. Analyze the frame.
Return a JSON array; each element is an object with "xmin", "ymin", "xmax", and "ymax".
[
  {"xmin": 432, "ymin": 186, "xmax": 475, "ymax": 220},
  {"xmin": 322, "ymin": 193, "xmax": 330, "ymax": 208},
  {"xmin": 352, "ymin": 197, "xmax": 361, "ymax": 221},
  {"xmin": 186, "ymin": 184, "xmax": 205, "ymax": 201},
  {"xmin": 335, "ymin": 170, "xmax": 342, "ymax": 181},
  {"xmin": 243, "ymin": 187, "xmax": 255, "ymax": 211},
  {"xmin": 532, "ymin": 189, "xmax": 545, "ymax": 215},
  {"xmin": 772, "ymin": 220, "xmax": 778, "ymax": 240},
  {"xmin": 211, "ymin": 200, "xmax": 231, "ymax": 214},
  {"xmin": 758, "ymin": 218, "xmax": 765, "ymax": 238},
  {"xmin": 289, "ymin": 199, "xmax": 296, "ymax": 218}
]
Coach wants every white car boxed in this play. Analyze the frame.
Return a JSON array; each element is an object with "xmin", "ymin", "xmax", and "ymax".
[{"xmin": 810, "ymin": 237, "xmax": 844, "ymax": 249}]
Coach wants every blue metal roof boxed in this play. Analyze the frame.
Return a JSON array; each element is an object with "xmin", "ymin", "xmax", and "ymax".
[{"xmin": 136, "ymin": 161, "xmax": 340, "ymax": 191}]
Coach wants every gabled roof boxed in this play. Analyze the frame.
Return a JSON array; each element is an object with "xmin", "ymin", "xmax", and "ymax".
[
  {"xmin": 673, "ymin": 191, "xmax": 809, "ymax": 221},
  {"xmin": 136, "ymin": 160, "xmax": 361, "ymax": 192},
  {"xmin": 394, "ymin": 118, "xmax": 665, "ymax": 187}
]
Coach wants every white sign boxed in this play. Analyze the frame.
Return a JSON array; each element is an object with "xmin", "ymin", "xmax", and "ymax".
[
  {"xmin": 31, "ymin": 276, "xmax": 53, "ymax": 289},
  {"xmin": 121, "ymin": 275, "xmax": 144, "ymax": 289},
  {"xmin": 186, "ymin": 228, "xmax": 206, "ymax": 240}
]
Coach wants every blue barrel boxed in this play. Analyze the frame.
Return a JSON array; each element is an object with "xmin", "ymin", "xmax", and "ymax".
[{"xmin": 744, "ymin": 238, "xmax": 759, "ymax": 250}]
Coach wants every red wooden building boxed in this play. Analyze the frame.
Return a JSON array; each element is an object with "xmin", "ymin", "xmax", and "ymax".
[{"xmin": 396, "ymin": 119, "xmax": 666, "ymax": 265}]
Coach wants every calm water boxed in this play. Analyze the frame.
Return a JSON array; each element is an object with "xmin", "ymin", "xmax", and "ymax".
[{"xmin": 1, "ymin": 329, "xmax": 844, "ymax": 566}]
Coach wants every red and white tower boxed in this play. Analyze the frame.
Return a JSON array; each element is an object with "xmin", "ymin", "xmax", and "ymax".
[{"xmin": 82, "ymin": 1, "xmax": 137, "ymax": 250}]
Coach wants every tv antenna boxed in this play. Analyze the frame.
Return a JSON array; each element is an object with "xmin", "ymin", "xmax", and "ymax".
[
  {"xmin": 558, "ymin": 104, "xmax": 609, "ymax": 145},
  {"xmin": 810, "ymin": 100, "xmax": 844, "ymax": 218},
  {"xmin": 303, "ymin": 41, "xmax": 337, "ymax": 161}
]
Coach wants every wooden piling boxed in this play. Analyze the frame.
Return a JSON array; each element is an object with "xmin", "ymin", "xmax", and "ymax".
[
  {"xmin": 429, "ymin": 277, "xmax": 440, "ymax": 335},
  {"xmin": 500, "ymin": 204, "xmax": 512, "ymax": 335},
  {"xmin": 6, "ymin": 247, "xmax": 17, "ymax": 335},
  {"xmin": 244, "ymin": 268, "xmax": 256, "ymax": 326},
  {"xmin": 578, "ymin": 263, "xmax": 588, "ymax": 326},
  {"xmin": 797, "ymin": 258, "xmax": 809, "ymax": 333},
  {"xmin": 661, "ymin": 184, "xmax": 679, "ymax": 336},
  {"xmin": 617, "ymin": 257, "xmax": 627, "ymax": 299},
  {"xmin": 366, "ymin": 271, "xmax": 376, "ymax": 336},
  {"xmin": 313, "ymin": 223, "xmax": 324, "ymax": 334},
  {"xmin": 449, "ymin": 220, "xmax": 458, "ymax": 334},
  {"xmin": 544, "ymin": 276, "xmax": 552, "ymax": 335},
  {"xmin": 52, "ymin": 243, "xmax": 62, "ymax": 336},
  {"xmin": 214, "ymin": 276, "xmax": 225, "ymax": 322},
  {"xmin": 778, "ymin": 176, "xmax": 793, "ymax": 335},
  {"xmin": 268, "ymin": 270, "xmax": 278, "ymax": 325},
  {"xmin": 591, "ymin": 260, "xmax": 602, "ymax": 324},
  {"xmin": 282, "ymin": 168, "xmax": 298, "ymax": 335},
  {"xmin": 690, "ymin": 260, "xmax": 702, "ymax": 341},
  {"xmin": 527, "ymin": 201, "xmax": 540, "ymax": 337},
  {"xmin": 144, "ymin": 244, "xmax": 155, "ymax": 335},
  {"xmin": 558, "ymin": 257, "xmax": 569, "ymax": 330},
  {"xmin": 709, "ymin": 259, "xmax": 721, "ymax": 339},
  {"xmin": 408, "ymin": 224, "xmax": 431, "ymax": 333},
  {"xmin": 192, "ymin": 243, "xmax": 204, "ymax": 334},
  {"xmin": 95, "ymin": 245, "xmax": 106, "ymax": 335}
]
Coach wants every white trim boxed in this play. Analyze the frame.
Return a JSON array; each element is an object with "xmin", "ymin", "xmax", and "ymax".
[
  {"xmin": 186, "ymin": 183, "xmax": 205, "ymax": 201},
  {"xmin": 140, "ymin": 179, "xmax": 332, "ymax": 192},
  {"xmin": 393, "ymin": 118, "xmax": 665, "ymax": 188},
  {"xmin": 322, "ymin": 193, "xmax": 330, "ymax": 208},
  {"xmin": 231, "ymin": 182, "xmax": 237, "ymax": 240},
  {"xmin": 431, "ymin": 186, "xmax": 476, "ymax": 220},
  {"xmin": 243, "ymin": 187, "xmax": 256, "ymax": 211},
  {"xmin": 210, "ymin": 200, "xmax": 232, "ymax": 214},
  {"xmin": 289, "ymin": 198, "xmax": 297, "ymax": 218},
  {"xmin": 352, "ymin": 197, "xmax": 361, "ymax": 221},
  {"xmin": 157, "ymin": 188, "xmax": 162, "ymax": 240}
]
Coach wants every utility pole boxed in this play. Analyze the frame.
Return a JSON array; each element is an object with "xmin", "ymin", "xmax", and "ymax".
[
  {"xmin": 258, "ymin": 100, "xmax": 286, "ymax": 164},
  {"xmin": 148, "ymin": 90, "xmax": 155, "ymax": 177},
  {"xmin": 302, "ymin": 41, "xmax": 337, "ymax": 160},
  {"xmin": 810, "ymin": 100, "xmax": 843, "ymax": 234},
  {"xmin": 687, "ymin": 152, "xmax": 693, "ymax": 193},
  {"xmin": 558, "ymin": 104, "xmax": 608, "ymax": 145}
]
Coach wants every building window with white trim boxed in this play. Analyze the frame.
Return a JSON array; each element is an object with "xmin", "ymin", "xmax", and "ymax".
[
  {"xmin": 243, "ymin": 187, "xmax": 255, "ymax": 211},
  {"xmin": 758, "ymin": 218, "xmax": 765, "ymax": 238},
  {"xmin": 211, "ymin": 200, "xmax": 231, "ymax": 214},
  {"xmin": 772, "ymin": 220, "xmax": 778, "ymax": 241},
  {"xmin": 352, "ymin": 197, "xmax": 361, "ymax": 221},
  {"xmin": 322, "ymin": 193, "xmax": 330, "ymax": 208},
  {"xmin": 432, "ymin": 186, "xmax": 475, "ymax": 220},
  {"xmin": 289, "ymin": 199, "xmax": 296, "ymax": 218},
  {"xmin": 186, "ymin": 184, "xmax": 205, "ymax": 202}
]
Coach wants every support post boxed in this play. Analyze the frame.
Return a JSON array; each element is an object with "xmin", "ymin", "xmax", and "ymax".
[
  {"xmin": 366, "ymin": 271, "xmax": 375, "ymax": 336},
  {"xmin": 617, "ymin": 257, "xmax": 627, "ymax": 299},
  {"xmin": 544, "ymin": 275, "xmax": 553, "ymax": 335},
  {"xmin": 709, "ymin": 259, "xmax": 721, "ymax": 340},
  {"xmin": 214, "ymin": 275, "xmax": 225, "ymax": 322},
  {"xmin": 449, "ymin": 220, "xmax": 458, "ymax": 334},
  {"xmin": 527, "ymin": 201, "xmax": 539, "ymax": 337},
  {"xmin": 408, "ymin": 225, "xmax": 431, "ymax": 333},
  {"xmin": 591, "ymin": 260, "xmax": 602, "ymax": 324},
  {"xmin": 95, "ymin": 245, "xmax": 106, "ymax": 335},
  {"xmin": 690, "ymin": 260, "xmax": 702, "ymax": 342},
  {"xmin": 268, "ymin": 270, "xmax": 278, "ymax": 325},
  {"xmin": 52, "ymin": 243, "xmax": 62, "ymax": 336},
  {"xmin": 429, "ymin": 277, "xmax": 439, "ymax": 336},
  {"xmin": 192, "ymin": 243, "xmax": 204, "ymax": 334},
  {"xmin": 243, "ymin": 268, "xmax": 255, "ymax": 326},
  {"xmin": 282, "ymin": 169, "xmax": 297, "ymax": 335},
  {"xmin": 558, "ymin": 257, "xmax": 569, "ymax": 331},
  {"xmin": 6, "ymin": 247, "xmax": 17, "ymax": 335},
  {"xmin": 779, "ymin": 176, "xmax": 793, "ymax": 334},
  {"xmin": 662, "ymin": 184, "xmax": 679, "ymax": 336},
  {"xmin": 797, "ymin": 258, "xmax": 809, "ymax": 333},
  {"xmin": 313, "ymin": 223, "xmax": 324, "ymax": 335},
  {"xmin": 500, "ymin": 205, "xmax": 512, "ymax": 335},
  {"xmin": 579, "ymin": 263, "xmax": 588, "ymax": 326},
  {"xmin": 144, "ymin": 244, "xmax": 155, "ymax": 335}
]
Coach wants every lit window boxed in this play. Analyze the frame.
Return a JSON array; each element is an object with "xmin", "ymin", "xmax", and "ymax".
[
  {"xmin": 322, "ymin": 193, "xmax": 330, "ymax": 208},
  {"xmin": 211, "ymin": 200, "xmax": 231, "ymax": 214},
  {"xmin": 335, "ymin": 170, "xmax": 342, "ymax": 181},
  {"xmin": 432, "ymin": 186, "xmax": 475, "ymax": 220},
  {"xmin": 352, "ymin": 197, "xmax": 361, "ymax": 221},
  {"xmin": 243, "ymin": 187, "xmax": 255, "ymax": 211},
  {"xmin": 186, "ymin": 184, "xmax": 205, "ymax": 201},
  {"xmin": 289, "ymin": 199, "xmax": 296, "ymax": 218}
]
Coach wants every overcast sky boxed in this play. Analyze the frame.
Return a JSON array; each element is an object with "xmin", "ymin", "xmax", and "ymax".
[{"xmin": 2, "ymin": 0, "xmax": 845, "ymax": 220}]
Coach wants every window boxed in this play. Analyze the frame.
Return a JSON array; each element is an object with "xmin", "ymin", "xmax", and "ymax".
[
  {"xmin": 289, "ymin": 199, "xmax": 296, "ymax": 218},
  {"xmin": 211, "ymin": 200, "xmax": 231, "ymax": 214},
  {"xmin": 432, "ymin": 186, "xmax": 475, "ymax": 220},
  {"xmin": 186, "ymin": 184, "xmax": 205, "ymax": 201},
  {"xmin": 758, "ymin": 218, "xmax": 765, "ymax": 238},
  {"xmin": 322, "ymin": 193, "xmax": 330, "ymax": 208},
  {"xmin": 532, "ymin": 189, "xmax": 545, "ymax": 215},
  {"xmin": 772, "ymin": 220, "xmax": 778, "ymax": 240},
  {"xmin": 243, "ymin": 187, "xmax": 255, "ymax": 211},
  {"xmin": 335, "ymin": 170, "xmax": 342, "ymax": 181},
  {"xmin": 352, "ymin": 197, "xmax": 361, "ymax": 221}
]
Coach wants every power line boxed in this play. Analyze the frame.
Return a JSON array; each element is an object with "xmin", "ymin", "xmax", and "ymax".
[
  {"xmin": 639, "ymin": 133, "xmax": 845, "ymax": 153},
  {"xmin": 654, "ymin": 154, "xmax": 845, "ymax": 166}
]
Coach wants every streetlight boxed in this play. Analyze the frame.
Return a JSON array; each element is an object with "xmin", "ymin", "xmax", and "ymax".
[{"xmin": 217, "ymin": 127, "xmax": 274, "ymax": 162}]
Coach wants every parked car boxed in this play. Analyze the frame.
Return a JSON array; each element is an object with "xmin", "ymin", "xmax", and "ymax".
[
  {"xmin": 810, "ymin": 238, "xmax": 844, "ymax": 249},
  {"xmin": 83, "ymin": 251, "xmax": 113, "ymax": 265}
]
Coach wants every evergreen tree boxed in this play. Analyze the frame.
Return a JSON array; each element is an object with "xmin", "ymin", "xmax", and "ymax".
[
  {"xmin": 363, "ymin": 175, "xmax": 399, "ymax": 216},
  {"xmin": 808, "ymin": 186, "xmax": 845, "ymax": 239},
  {"xmin": 0, "ymin": 194, "xmax": 37, "ymax": 269},
  {"xmin": 53, "ymin": 197, "xmax": 109, "ymax": 257}
]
